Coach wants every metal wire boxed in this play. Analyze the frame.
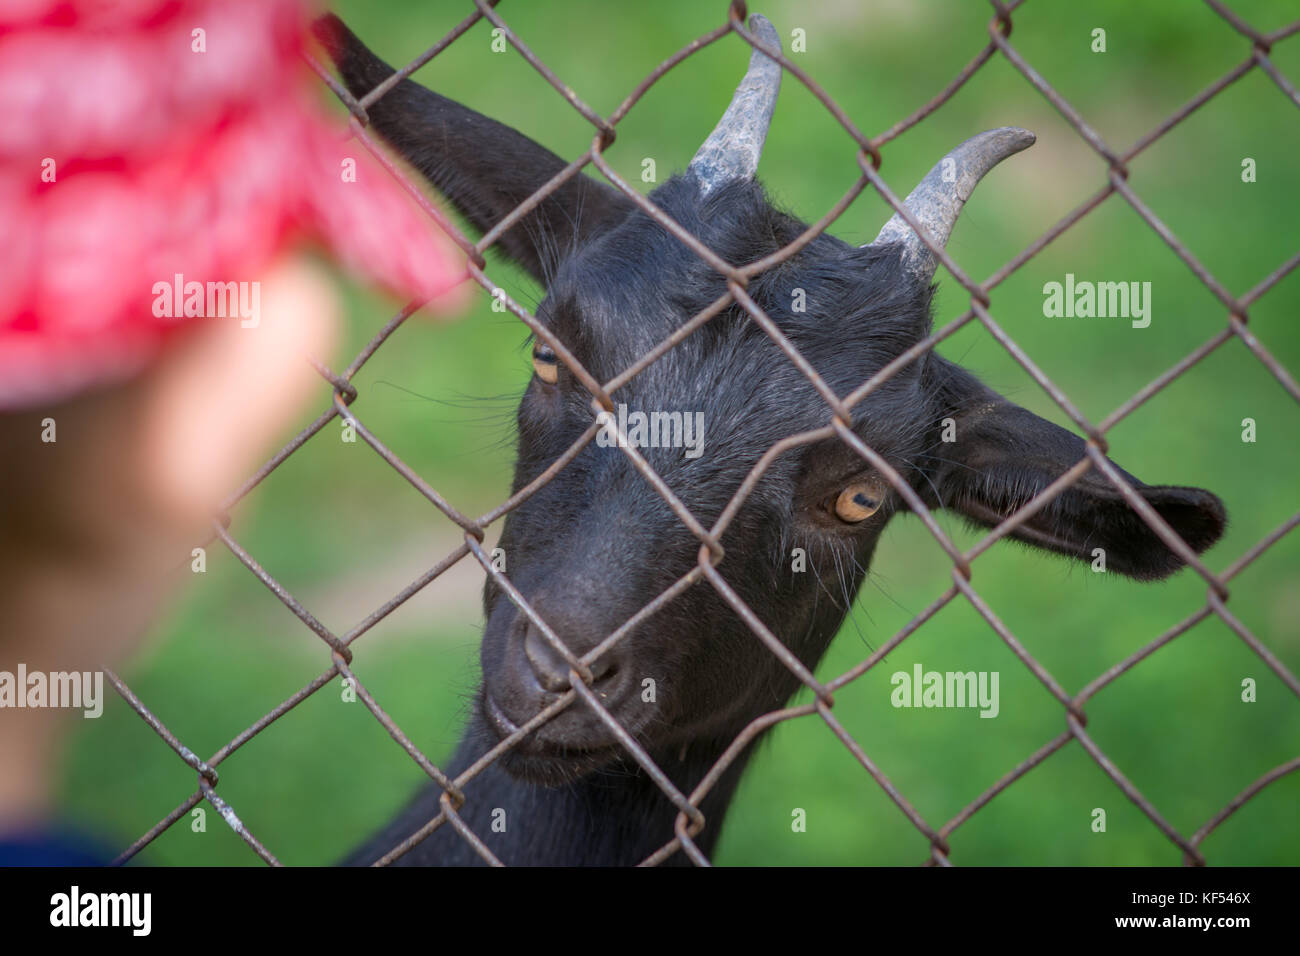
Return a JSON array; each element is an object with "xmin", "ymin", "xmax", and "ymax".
[{"xmin": 110, "ymin": 0, "xmax": 1300, "ymax": 867}]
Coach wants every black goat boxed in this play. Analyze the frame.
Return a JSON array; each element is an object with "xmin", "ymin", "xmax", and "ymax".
[{"xmin": 315, "ymin": 13, "xmax": 1226, "ymax": 866}]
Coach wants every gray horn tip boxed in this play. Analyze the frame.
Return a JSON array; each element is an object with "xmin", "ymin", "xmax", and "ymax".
[
  {"xmin": 951, "ymin": 126, "xmax": 1036, "ymax": 202},
  {"xmin": 688, "ymin": 11, "xmax": 783, "ymax": 196},
  {"xmin": 747, "ymin": 13, "xmax": 780, "ymax": 52},
  {"xmin": 864, "ymin": 125, "xmax": 1037, "ymax": 268},
  {"xmin": 949, "ymin": 127, "xmax": 1037, "ymax": 186},
  {"xmin": 990, "ymin": 125, "xmax": 1036, "ymax": 152}
]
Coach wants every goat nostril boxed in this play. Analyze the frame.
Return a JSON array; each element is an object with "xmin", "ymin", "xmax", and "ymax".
[
  {"xmin": 523, "ymin": 628, "xmax": 574, "ymax": 692},
  {"xmin": 523, "ymin": 627, "xmax": 616, "ymax": 693}
]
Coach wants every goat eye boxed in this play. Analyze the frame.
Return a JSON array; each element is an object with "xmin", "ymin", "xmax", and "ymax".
[
  {"xmin": 532, "ymin": 343, "xmax": 559, "ymax": 385},
  {"xmin": 834, "ymin": 482, "xmax": 882, "ymax": 523}
]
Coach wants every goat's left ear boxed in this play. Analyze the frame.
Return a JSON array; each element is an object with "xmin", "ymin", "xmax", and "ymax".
[{"xmin": 918, "ymin": 357, "xmax": 1226, "ymax": 581}]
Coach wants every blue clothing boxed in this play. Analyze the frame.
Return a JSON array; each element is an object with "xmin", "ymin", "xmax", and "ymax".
[{"xmin": 0, "ymin": 828, "xmax": 113, "ymax": 866}]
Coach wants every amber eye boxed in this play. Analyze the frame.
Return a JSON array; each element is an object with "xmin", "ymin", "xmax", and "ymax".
[
  {"xmin": 834, "ymin": 482, "xmax": 883, "ymax": 523},
  {"xmin": 532, "ymin": 342, "xmax": 559, "ymax": 384}
]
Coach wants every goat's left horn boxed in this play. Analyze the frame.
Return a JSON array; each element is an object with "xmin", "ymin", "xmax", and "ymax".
[
  {"xmin": 688, "ymin": 14, "xmax": 782, "ymax": 197},
  {"xmin": 865, "ymin": 127, "xmax": 1036, "ymax": 282}
]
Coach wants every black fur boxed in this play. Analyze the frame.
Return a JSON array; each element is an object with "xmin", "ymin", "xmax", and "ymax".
[{"xmin": 316, "ymin": 15, "xmax": 1226, "ymax": 866}]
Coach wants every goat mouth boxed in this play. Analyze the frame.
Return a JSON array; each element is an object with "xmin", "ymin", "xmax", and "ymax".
[
  {"xmin": 481, "ymin": 692, "xmax": 628, "ymax": 780},
  {"xmin": 483, "ymin": 692, "xmax": 524, "ymax": 739}
]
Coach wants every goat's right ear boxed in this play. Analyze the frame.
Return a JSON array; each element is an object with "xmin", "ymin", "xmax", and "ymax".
[
  {"xmin": 311, "ymin": 15, "xmax": 633, "ymax": 283},
  {"xmin": 918, "ymin": 356, "xmax": 1227, "ymax": 581}
]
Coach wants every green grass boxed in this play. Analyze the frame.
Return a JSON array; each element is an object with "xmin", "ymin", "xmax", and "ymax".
[{"xmin": 57, "ymin": 0, "xmax": 1300, "ymax": 865}]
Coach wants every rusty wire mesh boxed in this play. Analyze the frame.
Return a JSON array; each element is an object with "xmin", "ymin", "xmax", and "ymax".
[{"xmin": 105, "ymin": 0, "xmax": 1300, "ymax": 866}]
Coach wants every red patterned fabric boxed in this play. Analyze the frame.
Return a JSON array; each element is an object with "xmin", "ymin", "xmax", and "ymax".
[{"xmin": 0, "ymin": 0, "xmax": 466, "ymax": 407}]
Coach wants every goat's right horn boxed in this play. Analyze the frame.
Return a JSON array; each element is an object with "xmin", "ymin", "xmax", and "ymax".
[
  {"xmin": 687, "ymin": 14, "xmax": 782, "ymax": 197},
  {"xmin": 864, "ymin": 127, "xmax": 1036, "ymax": 283}
]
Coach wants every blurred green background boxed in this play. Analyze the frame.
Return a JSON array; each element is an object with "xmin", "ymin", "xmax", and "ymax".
[{"xmin": 58, "ymin": 0, "xmax": 1299, "ymax": 865}]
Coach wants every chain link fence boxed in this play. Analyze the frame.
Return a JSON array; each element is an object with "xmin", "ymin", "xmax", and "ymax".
[{"xmin": 105, "ymin": 0, "xmax": 1299, "ymax": 866}]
